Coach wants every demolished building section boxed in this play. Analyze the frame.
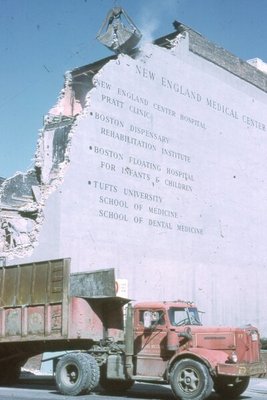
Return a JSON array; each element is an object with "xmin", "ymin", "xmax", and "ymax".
[
  {"xmin": 0, "ymin": 51, "xmax": 113, "ymax": 259},
  {"xmin": 0, "ymin": 73, "xmax": 87, "ymax": 258}
]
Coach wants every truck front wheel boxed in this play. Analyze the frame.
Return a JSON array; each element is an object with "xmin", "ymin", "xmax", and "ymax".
[
  {"xmin": 170, "ymin": 358, "xmax": 213, "ymax": 400},
  {"xmin": 55, "ymin": 353, "xmax": 98, "ymax": 396},
  {"xmin": 213, "ymin": 376, "xmax": 250, "ymax": 398}
]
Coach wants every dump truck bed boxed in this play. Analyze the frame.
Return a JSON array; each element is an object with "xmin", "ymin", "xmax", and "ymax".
[{"xmin": 0, "ymin": 259, "xmax": 123, "ymax": 347}]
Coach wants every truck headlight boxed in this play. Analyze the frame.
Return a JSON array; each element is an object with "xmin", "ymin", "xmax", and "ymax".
[{"xmin": 228, "ymin": 352, "xmax": 238, "ymax": 363}]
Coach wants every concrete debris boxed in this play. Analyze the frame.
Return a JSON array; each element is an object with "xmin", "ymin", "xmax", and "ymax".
[{"xmin": 0, "ymin": 69, "xmax": 91, "ymax": 260}]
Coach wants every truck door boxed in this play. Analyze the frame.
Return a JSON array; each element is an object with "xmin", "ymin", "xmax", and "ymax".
[{"xmin": 134, "ymin": 308, "xmax": 168, "ymax": 378}]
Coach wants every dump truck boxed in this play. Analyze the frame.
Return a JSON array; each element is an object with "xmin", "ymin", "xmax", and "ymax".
[{"xmin": 0, "ymin": 258, "xmax": 265, "ymax": 400}]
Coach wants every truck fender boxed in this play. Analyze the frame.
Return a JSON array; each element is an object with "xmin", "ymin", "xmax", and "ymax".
[{"xmin": 167, "ymin": 348, "xmax": 229, "ymax": 376}]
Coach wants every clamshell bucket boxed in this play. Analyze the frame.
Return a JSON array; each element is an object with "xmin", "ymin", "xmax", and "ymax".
[{"xmin": 96, "ymin": 7, "xmax": 142, "ymax": 54}]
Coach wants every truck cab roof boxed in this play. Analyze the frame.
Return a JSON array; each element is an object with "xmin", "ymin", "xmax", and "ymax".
[{"xmin": 134, "ymin": 300, "xmax": 196, "ymax": 309}]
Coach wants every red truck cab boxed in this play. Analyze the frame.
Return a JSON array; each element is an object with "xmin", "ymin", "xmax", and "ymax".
[{"xmin": 132, "ymin": 300, "xmax": 266, "ymax": 399}]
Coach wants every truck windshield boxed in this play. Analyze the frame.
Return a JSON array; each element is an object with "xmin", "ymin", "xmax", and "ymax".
[{"xmin": 168, "ymin": 307, "xmax": 201, "ymax": 326}]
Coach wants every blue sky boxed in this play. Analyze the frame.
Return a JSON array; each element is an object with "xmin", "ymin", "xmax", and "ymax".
[{"xmin": 0, "ymin": 0, "xmax": 266, "ymax": 178}]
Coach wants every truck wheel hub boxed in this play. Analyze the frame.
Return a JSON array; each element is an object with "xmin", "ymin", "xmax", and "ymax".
[{"xmin": 180, "ymin": 369, "xmax": 199, "ymax": 392}]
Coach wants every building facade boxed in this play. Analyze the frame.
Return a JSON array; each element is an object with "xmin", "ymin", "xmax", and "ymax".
[{"xmin": 1, "ymin": 22, "xmax": 267, "ymax": 334}]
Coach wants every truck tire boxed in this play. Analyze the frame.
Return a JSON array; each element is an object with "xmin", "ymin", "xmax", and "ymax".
[
  {"xmin": 55, "ymin": 353, "xmax": 92, "ymax": 396},
  {"xmin": 82, "ymin": 354, "xmax": 100, "ymax": 392},
  {"xmin": 213, "ymin": 376, "xmax": 250, "ymax": 398},
  {"xmin": 170, "ymin": 358, "xmax": 213, "ymax": 400}
]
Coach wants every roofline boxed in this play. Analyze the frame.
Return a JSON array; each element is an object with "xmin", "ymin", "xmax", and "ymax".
[
  {"xmin": 71, "ymin": 21, "xmax": 267, "ymax": 93},
  {"xmin": 71, "ymin": 54, "xmax": 117, "ymax": 78},
  {"xmin": 171, "ymin": 21, "xmax": 267, "ymax": 93}
]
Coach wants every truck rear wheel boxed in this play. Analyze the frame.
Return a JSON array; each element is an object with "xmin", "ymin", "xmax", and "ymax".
[
  {"xmin": 82, "ymin": 354, "xmax": 100, "ymax": 392},
  {"xmin": 55, "ymin": 353, "xmax": 96, "ymax": 396},
  {"xmin": 213, "ymin": 376, "xmax": 250, "ymax": 398},
  {"xmin": 170, "ymin": 358, "xmax": 213, "ymax": 400}
]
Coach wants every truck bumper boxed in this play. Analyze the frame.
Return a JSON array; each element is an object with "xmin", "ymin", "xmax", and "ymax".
[{"xmin": 217, "ymin": 361, "xmax": 267, "ymax": 377}]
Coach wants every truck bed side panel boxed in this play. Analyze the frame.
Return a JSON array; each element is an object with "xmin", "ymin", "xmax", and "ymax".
[{"xmin": 0, "ymin": 259, "xmax": 70, "ymax": 342}]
